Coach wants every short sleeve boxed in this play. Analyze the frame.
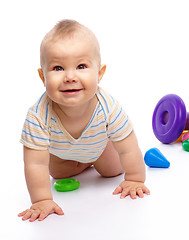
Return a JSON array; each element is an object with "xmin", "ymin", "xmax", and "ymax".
[
  {"xmin": 20, "ymin": 109, "xmax": 50, "ymax": 150},
  {"xmin": 107, "ymin": 101, "xmax": 133, "ymax": 141}
]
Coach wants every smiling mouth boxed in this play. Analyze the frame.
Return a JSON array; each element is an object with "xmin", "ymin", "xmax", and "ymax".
[
  {"xmin": 63, "ymin": 89, "xmax": 81, "ymax": 92},
  {"xmin": 60, "ymin": 89, "xmax": 83, "ymax": 94}
]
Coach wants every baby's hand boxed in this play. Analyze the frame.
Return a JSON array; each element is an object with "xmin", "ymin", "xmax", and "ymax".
[
  {"xmin": 18, "ymin": 200, "xmax": 64, "ymax": 222},
  {"xmin": 113, "ymin": 180, "xmax": 150, "ymax": 199}
]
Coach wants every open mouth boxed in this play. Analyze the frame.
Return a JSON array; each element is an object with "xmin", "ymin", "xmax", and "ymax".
[
  {"xmin": 60, "ymin": 89, "xmax": 82, "ymax": 94},
  {"xmin": 63, "ymin": 89, "xmax": 81, "ymax": 92}
]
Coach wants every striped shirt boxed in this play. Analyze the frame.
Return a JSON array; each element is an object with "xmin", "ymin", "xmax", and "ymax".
[{"xmin": 20, "ymin": 87, "xmax": 133, "ymax": 163}]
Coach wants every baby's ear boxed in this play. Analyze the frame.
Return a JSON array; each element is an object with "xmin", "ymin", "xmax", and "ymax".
[
  {"xmin": 98, "ymin": 64, "xmax": 106, "ymax": 83},
  {"xmin": 38, "ymin": 68, "xmax": 45, "ymax": 85}
]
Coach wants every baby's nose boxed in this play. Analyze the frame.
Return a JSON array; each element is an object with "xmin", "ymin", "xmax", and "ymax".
[{"xmin": 64, "ymin": 70, "xmax": 76, "ymax": 82}]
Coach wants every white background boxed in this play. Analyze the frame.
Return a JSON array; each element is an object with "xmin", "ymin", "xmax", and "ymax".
[{"xmin": 1, "ymin": 0, "xmax": 189, "ymax": 239}]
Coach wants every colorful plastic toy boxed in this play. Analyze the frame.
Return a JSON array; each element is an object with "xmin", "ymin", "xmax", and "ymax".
[
  {"xmin": 182, "ymin": 132, "xmax": 189, "ymax": 142},
  {"xmin": 182, "ymin": 132, "xmax": 189, "ymax": 152},
  {"xmin": 182, "ymin": 139, "xmax": 189, "ymax": 151},
  {"xmin": 54, "ymin": 178, "xmax": 80, "ymax": 192},
  {"xmin": 186, "ymin": 112, "xmax": 189, "ymax": 129},
  {"xmin": 144, "ymin": 148, "xmax": 170, "ymax": 168},
  {"xmin": 175, "ymin": 130, "xmax": 189, "ymax": 142},
  {"xmin": 152, "ymin": 94, "xmax": 189, "ymax": 144}
]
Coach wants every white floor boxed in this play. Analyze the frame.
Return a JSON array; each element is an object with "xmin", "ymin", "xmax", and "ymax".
[
  {"xmin": 1, "ymin": 0, "xmax": 189, "ymax": 239},
  {"xmin": 2, "ymin": 139, "xmax": 189, "ymax": 240}
]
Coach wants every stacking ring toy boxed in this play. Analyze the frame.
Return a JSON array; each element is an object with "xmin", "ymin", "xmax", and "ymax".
[
  {"xmin": 182, "ymin": 132, "xmax": 189, "ymax": 142},
  {"xmin": 186, "ymin": 113, "xmax": 189, "ymax": 129},
  {"xmin": 175, "ymin": 130, "xmax": 189, "ymax": 142},
  {"xmin": 152, "ymin": 94, "xmax": 187, "ymax": 143},
  {"xmin": 183, "ymin": 139, "xmax": 189, "ymax": 151},
  {"xmin": 54, "ymin": 178, "xmax": 80, "ymax": 192},
  {"xmin": 182, "ymin": 133, "xmax": 189, "ymax": 151}
]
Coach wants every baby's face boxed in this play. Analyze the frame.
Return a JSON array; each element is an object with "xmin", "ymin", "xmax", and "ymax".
[{"xmin": 40, "ymin": 34, "xmax": 104, "ymax": 109}]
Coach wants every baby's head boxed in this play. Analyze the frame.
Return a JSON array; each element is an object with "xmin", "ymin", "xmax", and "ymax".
[
  {"xmin": 40, "ymin": 19, "xmax": 101, "ymax": 70},
  {"xmin": 38, "ymin": 19, "xmax": 106, "ymax": 108}
]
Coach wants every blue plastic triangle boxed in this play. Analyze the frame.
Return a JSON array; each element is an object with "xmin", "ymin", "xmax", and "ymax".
[{"xmin": 144, "ymin": 148, "xmax": 170, "ymax": 168}]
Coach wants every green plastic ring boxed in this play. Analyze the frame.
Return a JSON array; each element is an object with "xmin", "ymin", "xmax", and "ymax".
[{"xmin": 54, "ymin": 178, "xmax": 80, "ymax": 192}]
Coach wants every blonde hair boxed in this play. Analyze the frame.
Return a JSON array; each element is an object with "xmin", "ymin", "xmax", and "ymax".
[{"xmin": 40, "ymin": 19, "xmax": 101, "ymax": 67}]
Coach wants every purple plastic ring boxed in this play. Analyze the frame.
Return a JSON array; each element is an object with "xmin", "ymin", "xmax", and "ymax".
[{"xmin": 152, "ymin": 94, "xmax": 187, "ymax": 143}]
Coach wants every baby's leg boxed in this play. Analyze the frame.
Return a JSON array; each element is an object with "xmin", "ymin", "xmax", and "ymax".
[
  {"xmin": 49, "ymin": 154, "xmax": 92, "ymax": 179},
  {"xmin": 94, "ymin": 140, "xmax": 124, "ymax": 177}
]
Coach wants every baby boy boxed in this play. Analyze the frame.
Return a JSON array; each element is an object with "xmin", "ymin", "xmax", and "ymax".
[{"xmin": 18, "ymin": 19, "xmax": 150, "ymax": 222}]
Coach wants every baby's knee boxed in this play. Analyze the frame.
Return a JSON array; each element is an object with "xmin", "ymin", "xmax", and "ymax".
[
  {"xmin": 95, "ymin": 167, "xmax": 124, "ymax": 178},
  {"xmin": 49, "ymin": 169, "xmax": 64, "ymax": 179}
]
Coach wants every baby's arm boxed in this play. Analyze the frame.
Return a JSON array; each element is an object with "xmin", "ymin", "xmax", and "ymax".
[
  {"xmin": 112, "ymin": 131, "xmax": 150, "ymax": 199},
  {"xmin": 18, "ymin": 147, "xmax": 64, "ymax": 222}
]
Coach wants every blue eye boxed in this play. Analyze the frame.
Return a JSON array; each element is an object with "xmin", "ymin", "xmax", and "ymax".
[
  {"xmin": 77, "ymin": 64, "xmax": 87, "ymax": 70},
  {"xmin": 53, "ymin": 66, "xmax": 64, "ymax": 71}
]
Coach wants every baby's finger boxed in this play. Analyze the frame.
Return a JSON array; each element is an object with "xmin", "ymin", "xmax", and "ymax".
[
  {"xmin": 130, "ymin": 189, "xmax": 137, "ymax": 199},
  {"xmin": 54, "ymin": 206, "xmax": 64, "ymax": 216},
  {"xmin": 21, "ymin": 210, "xmax": 33, "ymax": 221},
  {"xmin": 38, "ymin": 211, "xmax": 49, "ymax": 221},
  {"xmin": 142, "ymin": 186, "xmax": 150, "ymax": 195},
  {"xmin": 29, "ymin": 210, "xmax": 41, "ymax": 222},
  {"xmin": 38, "ymin": 206, "xmax": 64, "ymax": 221},
  {"xmin": 136, "ymin": 188, "xmax": 144, "ymax": 198},
  {"xmin": 113, "ymin": 186, "xmax": 122, "ymax": 195},
  {"xmin": 18, "ymin": 209, "xmax": 29, "ymax": 217},
  {"xmin": 120, "ymin": 188, "xmax": 130, "ymax": 199}
]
